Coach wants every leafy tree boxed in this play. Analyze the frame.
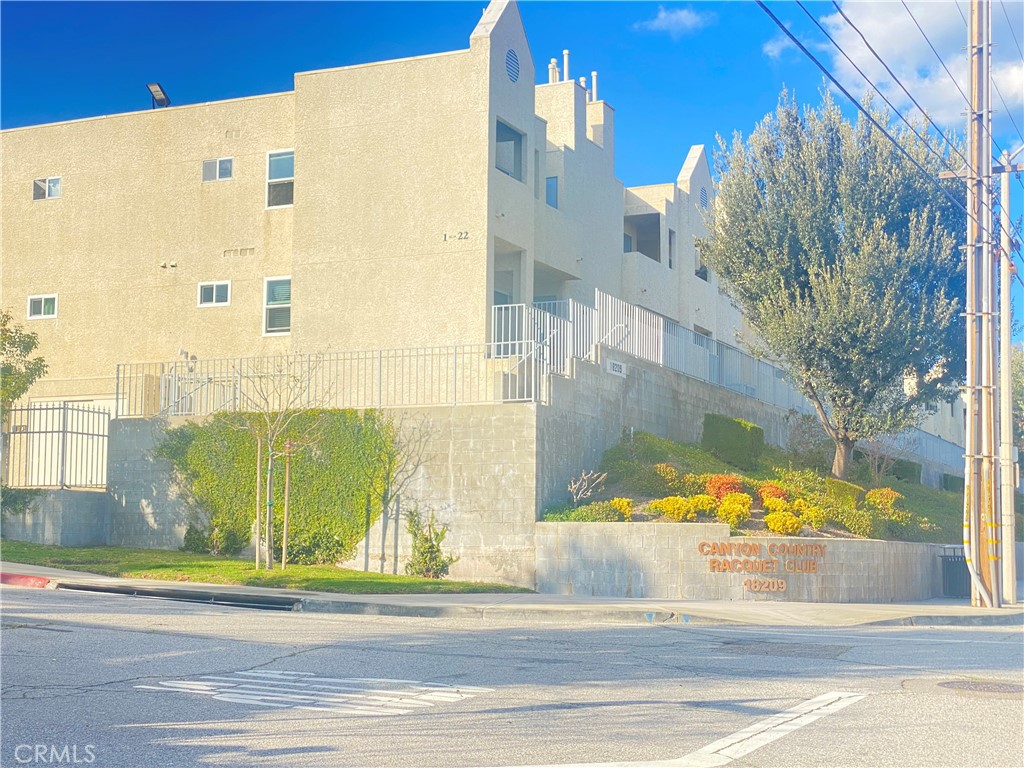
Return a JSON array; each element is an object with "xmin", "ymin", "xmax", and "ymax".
[
  {"xmin": 1011, "ymin": 344, "xmax": 1024, "ymax": 452},
  {"xmin": 699, "ymin": 89, "xmax": 965, "ymax": 479},
  {"xmin": 1, "ymin": 309, "xmax": 48, "ymax": 407}
]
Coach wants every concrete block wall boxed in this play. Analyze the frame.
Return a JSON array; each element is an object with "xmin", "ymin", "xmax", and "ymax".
[
  {"xmin": 344, "ymin": 404, "xmax": 539, "ymax": 586},
  {"xmin": 1, "ymin": 490, "xmax": 111, "ymax": 547},
  {"xmin": 107, "ymin": 418, "xmax": 189, "ymax": 549},
  {"xmin": 535, "ymin": 522, "xmax": 945, "ymax": 602}
]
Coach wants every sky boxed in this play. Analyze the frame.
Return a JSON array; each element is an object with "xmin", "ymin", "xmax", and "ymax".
[{"xmin": 2, "ymin": 0, "xmax": 1023, "ymax": 325}]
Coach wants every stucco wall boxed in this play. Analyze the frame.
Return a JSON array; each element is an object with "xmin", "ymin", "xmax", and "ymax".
[{"xmin": 535, "ymin": 522, "xmax": 945, "ymax": 602}]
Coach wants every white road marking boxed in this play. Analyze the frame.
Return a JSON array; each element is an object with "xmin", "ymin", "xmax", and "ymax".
[
  {"xmin": 135, "ymin": 670, "xmax": 493, "ymax": 715},
  {"xmin": 478, "ymin": 690, "xmax": 868, "ymax": 768}
]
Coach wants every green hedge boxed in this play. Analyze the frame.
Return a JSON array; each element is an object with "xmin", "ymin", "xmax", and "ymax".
[
  {"xmin": 156, "ymin": 410, "xmax": 389, "ymax": 563},
  {"xmin": 700, "ymin": 413, "xmax": 764, "ymax": 470}
]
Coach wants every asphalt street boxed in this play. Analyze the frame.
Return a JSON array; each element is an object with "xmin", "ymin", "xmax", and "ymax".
[{"xmin": 1, "ymin": 586, "xmax": 1022, "ymax": 768}]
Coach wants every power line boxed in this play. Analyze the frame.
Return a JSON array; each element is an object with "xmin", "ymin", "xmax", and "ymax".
[
  {"xmin": 953, "ymin": 0, "xmax": 1024, "ymax": 154},
  {"xmin": 999, "ymin": 0, "xmax": 1023, "ymax": 60},
  {"xmin": 799, "ymin": 0, "xmax": 1020, "ymax": 250},
  {"xmin": 900, "ymin": 0, "xmax": 1011, "ymax": 160},
  {"xmin": 810, "ymin": 2, "xmax": 972, "ymax": 174},
  {"xmin": 754, "ymin": 0, "xmax": 1023, "ymax": 269}
]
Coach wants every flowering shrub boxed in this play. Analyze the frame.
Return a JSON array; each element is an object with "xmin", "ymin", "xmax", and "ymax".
[
  {"xmin": 648, "ymin": 496, "xmax": 696, "ymax": 522},
  {"xmin": 688, "ymin": 494, "xmax": 718, "ymax": 515},
  {"xmin": 610, "ymin": 497, "xmax": 634, "ymax": 522},
  {"xmin": 865, "ymin": 487, "xmax": 903, "ymax": 512},
  {"xmin": 706, "ymin": 473, "xmax": 744, "ymax": 501},
  {"xmin": 795, "ymin": 499, "xmax": 827, "ymax": 530},
  {"xmin": 758, "ymin": 481, "xmax": 788, "ymax": 504},
  {"xmin": 543, "ymin": 501, "xmax": 623, "ymax": 522},
  {"xmin": 828, "ymin": 505, "xmax": 873, "ymax": 537},
  {"xmin": 762, "ymin": 497, "xmax": 790, "ymax": 515},
  {"xmin": 654, "ymin": 463, "xmax": 680, "ymax": 490},
  {"xmin": 764, "ymin": 510, "xmax": 803, "ymax": 536},
  {"xmin": 716, "ymin": 492, "xmax": 752, "ymax": 530},
  {"xmin": 681, "ymin": 473, "xmax": 709, "ymax": 496}
]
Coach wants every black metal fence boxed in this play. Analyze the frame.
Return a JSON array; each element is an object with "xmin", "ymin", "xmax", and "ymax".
[{"xmin": 2, "ymin": 403, "xmax": 109, "ymax": 489}]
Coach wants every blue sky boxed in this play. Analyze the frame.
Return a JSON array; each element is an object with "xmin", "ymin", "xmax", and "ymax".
[{"xmin": 3, "ymin": 1, "xmax": 1023, "ymax": 324}]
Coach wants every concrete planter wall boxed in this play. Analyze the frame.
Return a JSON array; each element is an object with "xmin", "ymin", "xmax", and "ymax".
[
  {"xmin": 1, "ymin": 490, "xmax": 112, "ymax": 547},
  {"xmin": 535, "ymin": 521, "xmax": 945, "ymax": 602}
]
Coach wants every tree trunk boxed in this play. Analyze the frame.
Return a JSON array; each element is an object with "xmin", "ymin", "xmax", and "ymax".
[
  {"xmin": 265, "ymin": 446, "xmax": 275, "ymax": 569},
  {"xmin": 832, "ymin": 437, "xmax": 855, "ymax": 480}
]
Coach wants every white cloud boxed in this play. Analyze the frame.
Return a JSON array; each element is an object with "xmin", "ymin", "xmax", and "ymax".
[
  {"xmin": 819, "ymin": 1, "xmax": 1023, "ymax": 141},
  {"xmin": 634, "ymin": 6, "xmax": 716, "ymax": 40},
  {"xmin": 763, "ymin": 32, "xmax": 796, "ymax": 60}
]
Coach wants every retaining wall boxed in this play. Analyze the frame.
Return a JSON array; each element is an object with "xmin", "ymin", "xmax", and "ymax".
[
  {"xmin": 535, "ymin": 521, "xmax": 945, "ymax": 602},
  {"xmin": 1, "ymin": 489, "xmax": 112, "ymax": 547}
]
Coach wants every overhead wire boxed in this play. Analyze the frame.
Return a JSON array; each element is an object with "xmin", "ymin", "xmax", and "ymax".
[
  {"xmin": 796, "ymin": 0, "xmax": 1020, "ymax": 254},
  {"xmin": 998, "ymin": 0, "xmax": 1023, "ymax": 60},
  {"xmin": 754, "ymin": 0, "xmax": 1024, "ymax": 287},
  {"xmin": 899, "ymin": 0, "xmax": 1011, "ymax": 161}
]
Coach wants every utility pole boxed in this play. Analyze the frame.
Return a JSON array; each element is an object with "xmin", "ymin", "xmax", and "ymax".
[
  {"xmin": 964, "ymin": 0, "xmax": 998, "ymax": 607},
  {"xmin": 998, "ymin": 147, "xmax": 1023, "ymax": 605}
]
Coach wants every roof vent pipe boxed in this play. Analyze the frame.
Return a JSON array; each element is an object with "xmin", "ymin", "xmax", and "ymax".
[
  {"xmin": 563, "ymin": 49, "xmax": 570, "ymax": 82},
  {"xmin": 591, "ymin": 71, "xmax": 598, "ymax": 102},
  {"xmin": 548, "ymin": 59, "xmax": 559, "ymax": 84}
]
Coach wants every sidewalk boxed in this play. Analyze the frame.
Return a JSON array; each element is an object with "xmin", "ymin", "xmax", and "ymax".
[{"xmin": 2, "ymin": 561, "xmax": 1022, "ymax": 627}]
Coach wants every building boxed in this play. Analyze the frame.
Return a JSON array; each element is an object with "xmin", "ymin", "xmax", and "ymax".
[{"xmin": 0, "ymin": 1, "xmax": 968, "ymax": 588}]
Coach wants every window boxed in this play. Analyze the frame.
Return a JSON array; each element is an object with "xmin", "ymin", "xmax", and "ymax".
[
  {"xmin": 202, "ymin": 158, "xmax": 233, "ymax": 182},
  {"xmin": 624, "ymin": 233, "xmax": 633, "ymax": 253},
  {"xmin": 33, "ymin": 177, "xmax": 61, "ymax": 200},
  {"xmin": 28, "ymin": 294, "xmax": 57, "ymax": 319},
  {"xmin": 495, "ymin": 121, "xmax": 524, "ymax": 182},
  {"xmin": 668, "ymin": 229, "xmax": 676, "ymax": 269},
  {"xmin": 545, "ymin": 177, "xmax": 559, "ymax": 209},
  {"xmin": 264, "ymin": 277, "xmax": 291, "ymax": 334},
  {"xmin": 267, "ymin": 151, "xmax": 294, "ymax": 207},
  {"xmin": 198, "ymin": 281, "xmax": 230, "ymax": 306},
  {"xmin": 695, "ymin": 247, "xmax": 708, "ymax": 281}
]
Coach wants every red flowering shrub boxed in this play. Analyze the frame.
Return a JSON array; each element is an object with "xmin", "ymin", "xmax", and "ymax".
[{"xmin": 706, "ymin": 473, "xmax": 744, "ymax": 501}]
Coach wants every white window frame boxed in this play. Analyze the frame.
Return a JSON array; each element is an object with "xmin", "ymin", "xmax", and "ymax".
[
  {"xmin": 202, "ymin": 157, "xmax": 233, "ymax": 182},
  {"xmin": 33, "ymin": 177, "xmax": 61, "ymax": 200},
  {"xmin": 263, "ymin": 276, "xmax": 291, "ymax": 336},
  {"xmin": 495, "ymin": 120, "xmax": 525, "ymax": 182},
  {"xmin": 27, "ymin": 293, "xmax": 58, "ymax": 319},
  {"xmin": 197, "ymin": 280, "xmax": 231, "ymax": 307},
  {"xmin": 266, "ymin": 149, "xmax": 294, "ymax": 209}
]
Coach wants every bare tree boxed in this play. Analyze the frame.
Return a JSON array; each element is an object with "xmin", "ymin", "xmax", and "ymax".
[
  {"xmin": 225, "ymin": 353, "xmax": 331, "ymax": 569},
  {"xmin": 858, "ymin": 431, "xmax": 915, "ymax": 488},
  {"xmin": 358, "ymin": 410, "xmax": 433, "ymax": 573}
]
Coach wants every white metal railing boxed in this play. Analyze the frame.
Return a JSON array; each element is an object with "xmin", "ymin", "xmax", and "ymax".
[
  {"xmin": 593, "ymin": 290, "xmax": 813, "ymax": 414},
  {"xmin": 115, "ymin": 343, "xmax": 551, "ymax": 418}
]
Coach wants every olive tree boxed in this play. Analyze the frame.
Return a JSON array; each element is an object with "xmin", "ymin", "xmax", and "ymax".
[{"xmin": 699, "ymin": 89, "xmax": 965, "ymax": 478}]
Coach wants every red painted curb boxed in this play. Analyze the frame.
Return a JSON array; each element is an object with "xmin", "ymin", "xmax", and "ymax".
[{"xmin": 0, "ymin": 573, "xmax": 52, "ymax": 589}]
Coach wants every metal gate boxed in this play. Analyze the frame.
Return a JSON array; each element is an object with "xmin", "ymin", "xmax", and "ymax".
[{"xmin": 2, "ymin": 403, "xmax": 109, "ymax": 489}]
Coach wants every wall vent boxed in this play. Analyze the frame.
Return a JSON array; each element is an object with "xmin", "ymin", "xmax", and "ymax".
[{"xmin": 505, "ymin": 49, "xmax": 520, "ymax": 83}]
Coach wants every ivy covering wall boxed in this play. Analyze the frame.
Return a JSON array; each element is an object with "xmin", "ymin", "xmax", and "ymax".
[{"xmin": 156, "ymin": 410, "xmax": 388, "ymax": 563}]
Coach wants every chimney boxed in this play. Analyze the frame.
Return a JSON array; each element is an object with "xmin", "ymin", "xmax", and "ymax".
[
  {"xmin": 563, "ymin": 49, "xmax": 570, "ymax": 82},
  {"xmin": 591, "ymin": 71, "xmax": 598, "ymax": 101}
]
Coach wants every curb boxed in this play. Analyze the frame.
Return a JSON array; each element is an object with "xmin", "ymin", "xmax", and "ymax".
[{"xmin": 0, "ymin": 572, "xmax": 53, "ymax": 589}]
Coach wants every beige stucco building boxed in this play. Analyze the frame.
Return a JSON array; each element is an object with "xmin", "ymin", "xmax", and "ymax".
[{"xmin": 1, "ymin": 1, "xmax": 754, "ymax": 409}]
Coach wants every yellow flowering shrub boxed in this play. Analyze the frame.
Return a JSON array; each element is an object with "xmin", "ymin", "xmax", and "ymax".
[
  {"xmin": 764, "ymin": 510, "xmax": 803, "ymax": 536},
  {"xmin": 610, "ymin": 497, "xmax": 634, "ymax": 522},
  {"xmin": 762, "ymin": 497, "xmax": 790, "ymax": 515},
  {"xmin": 653, "ymin": 463, "xmax": 680, "ymax": 490},
  {"xmin": 688, "ymin": 494, "xmax": 718, "ymax": 515},
  {"xmin": 648, "ymin": 496, "xmax": 696, "ymax": 522},
  {"xmin": 716, "ymin": 492, "xmax": 752, "ymax": 530}
]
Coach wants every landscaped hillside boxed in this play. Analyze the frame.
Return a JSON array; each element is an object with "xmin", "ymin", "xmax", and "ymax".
[{"xmin": 543, "ymin": 424, "xmax": 1024, "ymax": 545}]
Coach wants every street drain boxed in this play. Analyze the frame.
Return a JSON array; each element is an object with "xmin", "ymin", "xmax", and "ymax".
[{"xmin": 938, "ymin": 680, "xmax": 1024, "ymax": 694}]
